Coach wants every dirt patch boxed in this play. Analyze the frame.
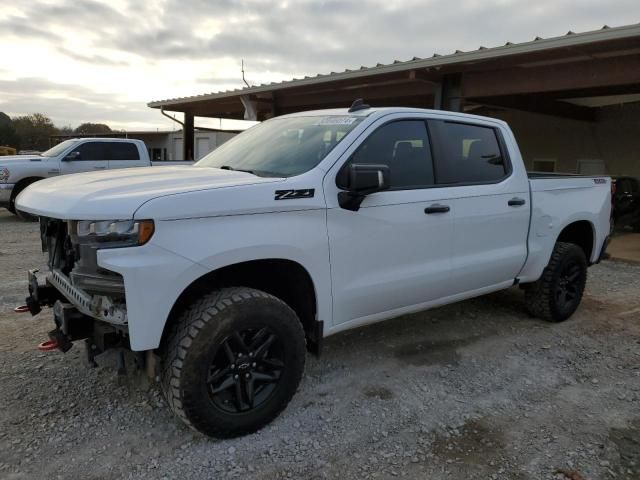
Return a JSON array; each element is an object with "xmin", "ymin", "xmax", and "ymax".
[
  {"xmin": 362, "ymin": 386, "xmax": 394, "ymax": 400},
  {"xmin": 609, "ymin": 419, "xmax": 640, "ymax": 479},
  {"xmin": 431, "ymin": 418, "xmax": 505, "ymax": 464},
  {"xmin": 392, "ymin": 335, "xmax": 486, "ymax": 366},
  {"xmin": 428, "ymin": 418, "xmax": 529, "ymax": 479},
  {"xmin": 1, "ymin": 210, "xmax": 640, "ymax": 480}
]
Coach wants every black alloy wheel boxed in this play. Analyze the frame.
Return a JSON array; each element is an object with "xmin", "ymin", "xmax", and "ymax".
[
  {"xmin": 524, "ymin": 242, "xmax": 587, "ymax": 322},
  {"xmin": 161, "ymin": 287, "xmax": 306, "ymax": 438},
  {"xmin": 554, "ymin": 260, "xmax": 584, "ymax": 315},
  {"xmin": 207, "ymin": 327, "xmax": 285, "ymax": 413}
]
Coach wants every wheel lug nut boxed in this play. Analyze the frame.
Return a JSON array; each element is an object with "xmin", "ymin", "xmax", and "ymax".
[
  {"xmin": 245, "ymin": 373, "xmax": 250, "ymax": 378},
  {"xmin": 234, "ymin": 374, "xmax": 239, "ymax": 380},
  {"xmin": 231, "ymin": 364, "xmax": 236, "ymax": 369},
  {"xmin": 252, "ymin": 362, "xmax": 256, "ymax": 367},
  {"xmin": 238, "ymin": 353, "xmax": 243, "ymax": 357},
  {"xmin": 249, "ymin": 352, "xmax": 253, "ymax": 357}
]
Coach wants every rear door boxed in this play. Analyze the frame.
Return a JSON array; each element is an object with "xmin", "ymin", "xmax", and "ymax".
[
  {"xmin": 59, "ymin": 141, "xmax": 109, "ymax": 174},
  {"xmin": 107, "ymin": 142, "xmax": 146, "ymax": 170},
  {"xmin": 325, "ymin": 117, "xmax": 455, "ymax": 325},
  {"xmin": 428, "ymin": 119, "xmax": 530, "ymax": 292}
]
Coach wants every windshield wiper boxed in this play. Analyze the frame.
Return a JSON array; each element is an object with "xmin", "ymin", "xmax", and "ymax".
[{"xmin": 219, "ymin": 165, "xmax": 256, "ymax": 175}]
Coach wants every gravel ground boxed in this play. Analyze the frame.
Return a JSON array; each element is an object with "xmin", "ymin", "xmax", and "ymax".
[{"xmin": 0, "ymin": 209, "xmax": 638, "ymax": 480}]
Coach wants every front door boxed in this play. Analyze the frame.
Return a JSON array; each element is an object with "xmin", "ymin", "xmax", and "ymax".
[{"xmin": 325, "ymin": 118, "xmax": 454, "ymax": 326}]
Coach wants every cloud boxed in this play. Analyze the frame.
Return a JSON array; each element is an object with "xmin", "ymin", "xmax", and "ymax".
[
  {"xmin": 88, "ymin": 0, "xmax": 639, "ymax": 71},
  {"xmin": 0, "ymin": 0, "xmax": 638, "ymax": 127},
  {"xmin": 0, "ymin": 16, "xmax": 62, "ymax": 42},
  {"xmin": 57, "ymin": 48, "xmax": 130, "ymax": 67},
  {"xmin": 18, "ymin": 0, "xmax": 124, "ymax": 26},
  {"xmin": 0, "ymin": 78, "xmax": 160, "ymax": 129}
]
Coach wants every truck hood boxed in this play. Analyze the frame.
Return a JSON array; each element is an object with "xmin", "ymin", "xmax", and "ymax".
[
  {"xmin": 0, "ymin": 155, "xmax": 43, "ymax": 165},
  {"xmin": 16, "ymin": 165, "xmax": 283, "ymax": 220},
  {"xmin": 0, "ymin": 155, "xmax": 43, "ymax": 164}
]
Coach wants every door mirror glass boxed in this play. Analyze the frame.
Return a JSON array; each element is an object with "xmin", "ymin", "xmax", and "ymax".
[
  {"xmin": 338, "ymin": 163, "xmax": 390, "ymax": 211},
  {"xmin": 347, "ymin": 163, "xmax": 390, "ymax": 193}
]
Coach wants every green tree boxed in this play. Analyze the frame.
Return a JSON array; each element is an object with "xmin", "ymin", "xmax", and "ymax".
[
  {"xmin": 74, "ymin": 122, "xmax": 111, "ymax": 135},
  {"xmin": 12, "ymin": 113, "xmax": 57, "ymax": 151},
  {"xmin": 56, "ymin": 125, "xmax": 74, "ymax": 135},
  {"xmin": 0, "ymin": 112, "xmax": 18, "ymax": 148}
]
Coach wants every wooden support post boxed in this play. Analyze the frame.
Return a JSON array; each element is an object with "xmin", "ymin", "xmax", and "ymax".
[
  {"xmin": 271, "ymin": 92, "xmax": 280, "ymax": 118},
  {"xmin": 433, "ymin": 73, "xmax": 464, "ymax": 112},
  {"xmin": 183, "ymin": 112, "xmax": 194, "ymax": 161}
]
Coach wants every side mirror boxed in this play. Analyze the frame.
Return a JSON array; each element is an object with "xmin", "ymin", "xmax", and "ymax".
[
  {"xmin": 63, "ymin": 151, "xmax": 80, "ymax": 161},
  {"xmin": 338, "ymin": 163, "xmax": 390, "ymax": 211}
]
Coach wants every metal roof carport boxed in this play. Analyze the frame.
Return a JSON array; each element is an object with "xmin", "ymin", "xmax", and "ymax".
[{"xmin": 148, "ymin": 23, "xmax": 640, "ymax": 162}]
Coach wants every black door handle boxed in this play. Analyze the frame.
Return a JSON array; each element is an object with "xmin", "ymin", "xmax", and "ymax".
[
  {"xmin": 424, "ymin": 204, "xmax": 450, "ymax": 214},
  {"xmin": 508, "ymin": 198, "xmax": 526, "ymax": 207}
]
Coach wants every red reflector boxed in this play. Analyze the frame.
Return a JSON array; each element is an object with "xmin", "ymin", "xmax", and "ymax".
[{"xmin": 38, "ymin": 340, "xmax": 59, "ymax": 352}]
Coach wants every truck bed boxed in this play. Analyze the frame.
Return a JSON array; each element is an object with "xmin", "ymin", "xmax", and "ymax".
[
  {"xmin": 527, "ymin": 171, "xmax": 603, "ymax": 179},
  {"xmin": 517, "ymin": 173, "xmax": 612, "ymax": 283}
]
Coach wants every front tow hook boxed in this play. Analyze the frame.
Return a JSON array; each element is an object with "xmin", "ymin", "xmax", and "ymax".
[
  {"xmin": 38, "ymin": 329, "xmax": 73, "ymax": 353},
  {"xmin": 14, "ymin": 305, "xmax": 30, "ymax": 313},
  {"xmin": 38, "ymin": 340, "xmax": 59, "ymax": 351}
]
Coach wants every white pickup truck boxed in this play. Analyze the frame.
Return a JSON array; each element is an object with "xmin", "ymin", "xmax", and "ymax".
[
  {"xmin": 16, "ymin": 105, "xmax": 611, "ymax": 438},
  {"xmin": 0, "ymin": 138, "xmax": 190, "ymax": 218}
]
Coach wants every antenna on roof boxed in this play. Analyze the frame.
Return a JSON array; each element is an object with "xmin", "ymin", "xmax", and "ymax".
[
  {"xmin": 348, "ymin": 98, "xmax": 370, "ymax": 113},
  {"xmin": 241, "ymin": 59, "xmax": 251, "ymax": 89}
]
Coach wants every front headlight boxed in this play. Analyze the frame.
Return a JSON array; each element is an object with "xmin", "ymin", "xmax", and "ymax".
[
  {"xmin": 0, "ymin": 167, "xmax": 9, "ymax": 182},
  {"xmin": 74, "ymin": 219, "xmax": 154, "ymax": 247}
]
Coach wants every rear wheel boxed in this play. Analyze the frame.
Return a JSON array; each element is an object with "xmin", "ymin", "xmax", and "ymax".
[
  {"xmin": 524, "ymin": 242, "xmax": 587, "ymax": 322},
  {"xmin": 161, "ymin": 287, "xmax": 306, "ymax": 438}
]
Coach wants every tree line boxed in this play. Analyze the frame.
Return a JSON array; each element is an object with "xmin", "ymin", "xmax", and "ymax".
[{"xmin": 0, "ymin": 112, "xmax": 112, "ymax": 152}]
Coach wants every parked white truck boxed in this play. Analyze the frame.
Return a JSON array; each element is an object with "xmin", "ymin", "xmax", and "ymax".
[
  {"xmin": 0, "ymin": 138, "xmax": 190, "ymax": 219},
  {"xmin": 16, "ymin": 104, "xmax": 611, "ymax": 438}
]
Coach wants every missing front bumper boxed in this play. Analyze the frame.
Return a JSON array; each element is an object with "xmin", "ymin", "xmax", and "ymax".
[{"xmin": 28, "ymin": 269, "xmax": 128, "ymax": 325}]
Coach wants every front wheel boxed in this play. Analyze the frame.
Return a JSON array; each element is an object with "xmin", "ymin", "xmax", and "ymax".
[
  {"xmin": 16, "ymin": 209, "xmax": 38, "ymax": 222},
  {"xmin": 524, "ymin": 242, "xmax": 588, "ymax": 322},
  {"xmin": 161, "ymin": 287, "xmax": 306, "ymax": 438},
  {"xmin": 11, "ymin": 179, "xmax": 40, "ymax": 221}
]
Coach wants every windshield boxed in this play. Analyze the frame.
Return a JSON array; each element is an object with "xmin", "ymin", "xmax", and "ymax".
[
  {"xmin": 195, "ymin": 116, "xmax": 363, "ymax": 177},
  {"xmin": 40, "ymin": 139, "xmax": 80, "ymax": 157}
]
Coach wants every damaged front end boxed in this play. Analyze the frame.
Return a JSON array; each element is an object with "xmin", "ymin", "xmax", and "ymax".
[{"xmin": 24, "ymin": 217, "xmax": 152, "ymax": 361}]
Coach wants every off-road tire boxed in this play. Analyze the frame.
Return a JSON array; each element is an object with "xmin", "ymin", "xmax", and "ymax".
[
  {"xmin": 160, "ymin": 287, "xmax": 306, "ymax": 438},
  {"xmin": 524, "ymin": 242, "xmax": 587, "ymax": 322},
  {"xmin": 11, "ymin": 179, "xmax": 40, "ymax": 221},
  {"xmin": 16, "ymin": 209, "xmax": 38, "ymax": 222}
]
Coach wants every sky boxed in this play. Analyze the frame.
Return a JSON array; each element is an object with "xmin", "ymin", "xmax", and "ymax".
[{"xmin": 0, "ymin": 0, "xmax": 637, "ymax": 131}]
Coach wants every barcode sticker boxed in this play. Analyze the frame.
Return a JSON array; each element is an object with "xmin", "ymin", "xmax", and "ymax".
[{"xmin": 314, "ymin": 116, "xmax": 357, "ymax": 126}]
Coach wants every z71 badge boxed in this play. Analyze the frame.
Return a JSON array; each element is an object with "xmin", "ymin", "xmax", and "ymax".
[{"xmin": 274, "ymin": 189, "xmax": 315, "ymax": 200}]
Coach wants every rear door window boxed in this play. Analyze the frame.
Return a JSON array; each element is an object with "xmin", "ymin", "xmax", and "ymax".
[
  {"xmin": 75, "ymin": 142, "xmax": 108, "ymax": 161},
  {"xmin": 428, "ymin": 121, "xmax": 507, "ymax": 184},
  {"xmin": 108, "ymin": 142, "xmax": 140, "ymax": 161}
]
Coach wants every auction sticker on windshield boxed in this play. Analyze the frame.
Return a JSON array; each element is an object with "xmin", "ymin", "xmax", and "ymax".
[{"xmin": 314, "ymin": 116, "xmax": 358, "ymax": 126}]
